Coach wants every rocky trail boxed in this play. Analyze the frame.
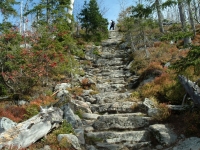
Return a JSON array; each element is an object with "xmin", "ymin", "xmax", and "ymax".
[
  {"xmin": 78, "ymin": 31, "xmax": 152, "ymax": 149},
  {"xmin": 72, "ymin": 31, "xmax": 200, "ymax": 150},
  {"xmin": 0, "ymin": 31, "xmax": 200, "ymax": 150}
]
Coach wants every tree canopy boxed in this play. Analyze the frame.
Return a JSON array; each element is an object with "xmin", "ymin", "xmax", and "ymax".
[{"xmin": 78, "ymin": 0, "xmax": 108, "ymax": 41}]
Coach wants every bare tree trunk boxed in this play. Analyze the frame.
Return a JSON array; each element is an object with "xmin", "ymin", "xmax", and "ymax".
[
  {"xmin": 178, "ymin": 0, "xmax": 190, "ymax": 46},
  {"xmin": 187, "ymin": 0, "xmax": 196, "ymax": 36},
  {"xmin": 67, "ymin": 0, "xmax": 75, "ymax": 23},
  {"xmin": 192, "ymin": 0, "xmax": 199, "ymax": 22},
  {"xmin": 46, "ymin": 0, "xmax": 50, "ymax": 23},
  {"xmin": 155, "ymin": 0, "xmax": 164, "ymax": 33}
]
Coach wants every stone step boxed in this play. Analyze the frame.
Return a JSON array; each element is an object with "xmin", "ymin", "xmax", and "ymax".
[
  {"xmin": 100, "ymin": 65, "xmax": 126, "ymax": 70},
  {"xmin": 82, "ymin": 113, "xmax": 100, "ymax": 120},
  {"xmin": 92, "ymin": 113, "xmax": 150, "ymax": 130},
  {"xmin": 100, "ymin": 51, "xmax": 127, "ymax": 59},
  {"xmin": 85, "ymin": 66, "xmax": 126, "ymax": 75},
  {"xmin": 86, "ymin": 130, "xmax": 150, "ymax": 144},
  {"xmin": 84, "ymin": 92, "xmax": 131, "ymax": 104},
  {"xmin": 91, "ymin": 101, "xmax": 143, "ymax": 112},
  {"xmin": 96, "ymin": 83, "xmax": 126, "ymax": 92},
  {"xmin": 95, "ymin": 142, "xmax": 151, "ymax": 150},
  {"xmin": 96, "ymin": 77, "xmax": 126, "ymax": 85},
  {"xmin": 95, "ymin": 58, "xmax": 123, "ymax": 66},
  {"xmin": 101, "ymin": 40, "xmax": 122, "ymax": 46}
]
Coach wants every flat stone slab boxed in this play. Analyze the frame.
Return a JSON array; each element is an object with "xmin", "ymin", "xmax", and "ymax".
[
  {"xmin": 96, "ymin": 83, "xmax": 125, "ymax": 92},
  {"xmin": 92, "ymin": 92, "xmax": 132, "ymax": 104},
  {"xmin": 93, "ymin": 113, "xmax": 150, "ymax": 130},
  {"xmin": 96, "ymin": 58, "xmax": 123, "ymax": 66},
  {"xmin": 91, "ymin": 101, "xmax": 142, "ymax": 113},
  {"xmin": 87, "ymin": 130, "xmax": 150, "ymax": 143},
  {"xmin": 82, "ymin": 113, "xmax": 100, "ymax": 120}
]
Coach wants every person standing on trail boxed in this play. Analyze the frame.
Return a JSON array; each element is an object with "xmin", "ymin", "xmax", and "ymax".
[{"xmin": 109, "ymin": 20, "xmax": 115, "ymax": 30}]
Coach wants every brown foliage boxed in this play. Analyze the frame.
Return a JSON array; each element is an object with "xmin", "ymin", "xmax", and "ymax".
[
  {"xmin": 183, "ymin": 111, "xmax": 200, "ymax": 137},
  {"xmin": 0, "ymin": 106, "xmax": 27, "ymax": 122},
  {"xmin": 153, "ymin": 41, "xmax": 162, "ymax": 47},
  {"xmin": 30, "ymin": 95, "xmax": 56, "ymax": 107},
  {"xmin": 81, "ymin": 78, "xmax": 92, "ymax": 89}
]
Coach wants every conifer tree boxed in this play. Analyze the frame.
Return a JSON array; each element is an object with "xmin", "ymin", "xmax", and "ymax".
[
  {"xmin": 0, "ymin": 0, "xmax": 19, "ymax": 30},
  {"xmin": 79, "ymin": 0, "xmax": 108, "ymax": 41}
]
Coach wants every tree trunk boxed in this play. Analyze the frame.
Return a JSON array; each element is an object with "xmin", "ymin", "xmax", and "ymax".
[
  {"xmin": 67, "ymin": 0, "xmax": 75, "ymax": 23},
  {"xmin": 192, "ymin": 0, "xmax": 199, "ymax": 23},
  {"xmin": 187, "ymin": 0, "xmax": 196, "ymax": 36},
  {"xmin": 46, "ymin": 0, "xmax": 50, "ymax": 23},
  {"xmin": 155, "ymin": 0, "xmax": 164, "ymax": 33},
  {"xmin": 178, "ymin": 0, "xmax": 190, "ymax": 46}
]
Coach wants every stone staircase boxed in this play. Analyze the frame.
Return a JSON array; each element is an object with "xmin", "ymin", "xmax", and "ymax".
[{"xmin": 80, "ymin": 31, "xmax": 154, "ymax": 150}]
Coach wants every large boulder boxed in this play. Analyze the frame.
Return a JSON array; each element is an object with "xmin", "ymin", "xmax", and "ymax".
[
  {"xmin": 149, "ymin": 124, "xmax": 177, "ymax": 146},
  {"xmin": 63, "ymin": 104, "xmax": 82, "ymax": 129}
]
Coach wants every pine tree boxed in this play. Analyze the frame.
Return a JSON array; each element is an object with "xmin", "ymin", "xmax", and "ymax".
[
  {"xmin": 0, "ymin": 0, "xmax": 19, "ymax": 31},
  {"xmin": 79, "ymin": 0, "xmax": 108, "ymax": 41},
  {"xmin": 25, "ymin": 0, "xmax": 72, "ymax": 25}
]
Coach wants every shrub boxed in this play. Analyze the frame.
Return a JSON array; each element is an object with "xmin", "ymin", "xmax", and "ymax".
[
  {"xmin": 153, "ymin": 102, "xmax": 171, "ymax": 121},
  {"xmin": 0, "ymin": 106, "xmax": 27, "ymax": 122},
  {"xmin": 183, "ymin": 111, "xmax": 200, "ymax": 137},
  {"xmin": 81, "ymin": 78, "xmax": 93, "ymax": 89},
  {"xmin": 44, "ymin": 120, "xmax": 74, "ymax": 145},
  {"xmin": 0, "ymin": 108, "xmax": 22, "ymax": 122},
  {"xmin": 130, "ymin": 103, "xmax": 139, "ymax": 111},
  {"xmin": 24, "ymin": 104, "xmax": 39, "ymax": 120},
  {"xmin": 8, "ymin": 106, "xmax": 27, "ymax": 121},
  {"xmin": 75, "ymin": 109, "xmax": 83, "ymax": 119},
  {"xmin": 68, "ymin": 87, "xmax": 83, "ymax": 97}
]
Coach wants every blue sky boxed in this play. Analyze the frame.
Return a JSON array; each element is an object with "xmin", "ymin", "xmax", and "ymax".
[
  {"xmin": 74, "ymin": 0, "xmax": 135, "ymax": 23},
  {"xmin": 0, "ymin": 0, "xmax": 135, "ymax": 26}
]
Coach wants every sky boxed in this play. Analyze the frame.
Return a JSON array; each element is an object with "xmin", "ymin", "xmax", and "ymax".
[
  {"xmin": 73, "ymin": 0, "xmax": 136, "ymax": 23},
  {"xmin": 0, "ymin": 0, "xmax": 136, "ymax": 27}
]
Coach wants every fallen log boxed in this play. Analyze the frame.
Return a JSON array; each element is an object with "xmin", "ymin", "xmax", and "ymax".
[
  {"xmin": 0, "ymin": 107, "xmax": 63, "ymax": 149},
  {"xmin": 178, "ymin": 75, "xmax": 200, "ymax": 108}
]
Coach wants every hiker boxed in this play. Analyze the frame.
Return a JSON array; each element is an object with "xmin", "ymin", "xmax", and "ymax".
[{"xmin": 109, "ymin": 20, "xmax": 115, "ymax": 30}]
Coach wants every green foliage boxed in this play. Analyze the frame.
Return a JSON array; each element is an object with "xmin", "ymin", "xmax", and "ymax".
[
  {"xmin": 131, "ymin": 4, "xmax": 153, "ymax": 19},
  {"xmin": 171, "ymin": 45, "xmax": 200, "ymax": 75},
  {"xmin": 0, "ymin": 0, "xmax": 19, "ymax": 23},
  {"xmin": 24, "ymin": 0, "xmax": 71, "ymax": 25},
  {"xmin": 161, "ymin": 31, "xmax": 193, "ymax": 42},
  {"xmin": 79, "ymin": 0, "xmax": 109, "ymax": 42},
  {"xmin": 75, "ymin": 109, "xmax": 83, "ymax": 119},
  {"xmin": 162, "ymin": 0, "xmax": 177, "ymax": 9},
  {"xmin": 24, "ymin": 104, "xmax": 39, "ymax": 120},
  {"xmin": 153, "ymin": 103, "xmax": 171, "ymax": 121},
  {"xmin": 93, "ymin": 47, "xmax": 100, "ymax": 56},
  {"xmin": 52, "ymin": 120, "xmax": 74, "ymax": 136},
  {"xmin": 42, "ymin": 120, "xmax": 74, "ymax": 147},
  {"xmin": 0, "ymin": 84, "xmax": 7, "ymax": 96}
]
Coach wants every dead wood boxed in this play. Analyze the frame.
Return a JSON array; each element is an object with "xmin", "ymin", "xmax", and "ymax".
[{"xmin": 0, "ymin": 107, "xmax": 63, "ymax": 149}]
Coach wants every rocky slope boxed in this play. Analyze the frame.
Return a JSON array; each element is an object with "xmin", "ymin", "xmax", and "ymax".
[
  {"xmin": 70, "ymin": 31, "xmax": 179, "ymax": 150},
  {"xmin": 0, "ymin": 31, "xmax": 200, "ymax": 150}
]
